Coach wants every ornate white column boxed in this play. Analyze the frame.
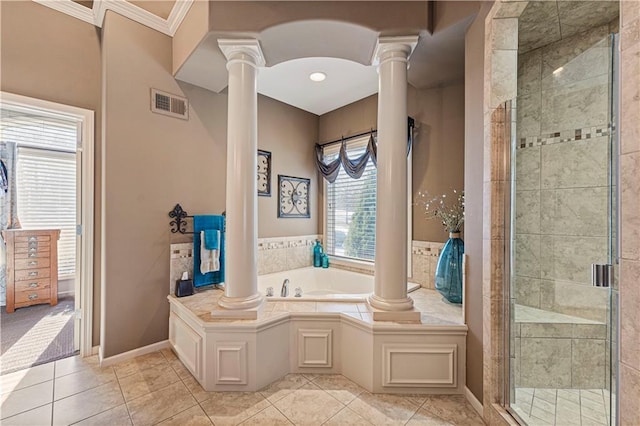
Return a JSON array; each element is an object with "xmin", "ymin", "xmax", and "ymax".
[
  {"xmin": 217, "ymin": 39, "xmax": 265, "ymax": 315},
  {"xmin": 368, "ymin": 36, "xmax": 419, "ymax": 321}
]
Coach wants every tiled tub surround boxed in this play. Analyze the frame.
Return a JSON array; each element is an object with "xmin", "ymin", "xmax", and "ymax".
[
  {"xmin": 514, "ymin": 23, "xmax": 613, "ymax": 324},
  {"xmin": 257, "ymin": 235, "xmax": 320, "ymax": 275},
  {"xmin": 411, "ymin": 241, "xmax": 445, "ymax": 289},
  {"xmin": 170, "ymin": 238, "xmax": 444, "ymax": 294},
  {"xmin": 167, "ymin": 286, "xmax": 466, "ymax": 395},
  {"xmin": 169, "ymin": 236, "xmax": 320, "ymax": 294}
]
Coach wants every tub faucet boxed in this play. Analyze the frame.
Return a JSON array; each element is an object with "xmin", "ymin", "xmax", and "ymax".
[{"xmin": 281, "ymin": 279, "xmax": 289, "ymax": 297}]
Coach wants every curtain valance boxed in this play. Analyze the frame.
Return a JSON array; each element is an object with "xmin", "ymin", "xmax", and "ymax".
[{"xmin": 315, "ymin": 117, "xmax": 414, "ymax": 183}]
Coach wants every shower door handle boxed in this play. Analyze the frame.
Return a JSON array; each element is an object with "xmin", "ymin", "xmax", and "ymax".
[{"xmin": 591, "ymin": 264, "xmax": 612, "ymax": 288}]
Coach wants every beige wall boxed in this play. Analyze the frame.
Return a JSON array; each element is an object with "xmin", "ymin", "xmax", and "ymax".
[
  {"xmin": 317, "ymin": 83, "xmax": 465, "ymax": 244},
  {"xmin": 257, "ymin": 96, "xmax": 319, "ymax": 238},
  {"xmin": 0, "ymin": 1, "xmax": 103, "ymax": 346},
  {"xmin": 101, "ymin": 12, "xmax": 318, "ymax": 357},
  {"xmin": 172, "ymin": 0, "xmax": 209, "ymax": 75},
  {"xmin": 409, "ymin": 83, "xmax": 465, "ymax": 242},
  {"xmin": 464, "ymin": 1, "xmax": 492, "ymax": 403}
]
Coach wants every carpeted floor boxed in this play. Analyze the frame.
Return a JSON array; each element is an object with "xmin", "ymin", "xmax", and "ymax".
[{"xmin": 0, "ymin": 296, "xmax": 77, "ymax": 375}]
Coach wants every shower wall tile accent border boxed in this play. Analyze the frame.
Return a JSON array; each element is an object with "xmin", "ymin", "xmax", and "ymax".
[{"xmin": 518, "ymin": 125, "xmax": 610, "ymax": 149}]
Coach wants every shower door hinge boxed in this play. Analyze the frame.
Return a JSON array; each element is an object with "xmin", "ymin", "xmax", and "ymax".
[
  {"xmin": 591, "ymin": 264, "xmax": 612, "ymax": 288},
  {"xmin": 76, "ymin": 224, "xmax": 83, "ymax": 235},
  {"xmin": 75, "ymin": 309, "xmax": 82, "ymax": 319}
]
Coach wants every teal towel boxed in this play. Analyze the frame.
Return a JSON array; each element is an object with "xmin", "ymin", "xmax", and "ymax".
[{"xmin": 203, "ymin": 229, "xmax": 220, "ymax": 250}]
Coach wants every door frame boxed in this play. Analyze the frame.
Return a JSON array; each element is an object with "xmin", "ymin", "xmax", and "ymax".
[{"xmin": 0, "ymin": 91, "xmax": 95, "ymax": 357}]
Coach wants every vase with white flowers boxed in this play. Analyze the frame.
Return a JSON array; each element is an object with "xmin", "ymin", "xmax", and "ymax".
[{"xmin": 417, "ymin": 190, "xmax": 465, "ymax": 304}]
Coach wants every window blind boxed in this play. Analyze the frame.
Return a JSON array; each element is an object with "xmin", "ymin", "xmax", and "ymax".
[
  {"xmin": 325, "ymin": 137, "xmax": 377, "ymax": 262},
  {"xmin": 1, "ymin": 107, "xmax": 78, "ymax": 278}
]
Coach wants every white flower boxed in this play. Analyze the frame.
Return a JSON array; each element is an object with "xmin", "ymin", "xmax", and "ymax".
[{"xmin": 415, "ymin": 190, "xmax": 465, "ymax": 233}]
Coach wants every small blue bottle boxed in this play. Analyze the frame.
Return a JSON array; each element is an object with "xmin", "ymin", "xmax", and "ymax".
[
  {"xmin": 321, "ymin": 253, "xmax": 329, "ymax": 268},
  {"xmin": 313, "ymin": 240, "xmax": 323, "ymax": 267}
]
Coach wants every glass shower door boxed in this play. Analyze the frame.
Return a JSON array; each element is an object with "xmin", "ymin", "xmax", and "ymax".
[{"xmin": 506, "ymin": 31, "xmax": 619, "ymax": 426}]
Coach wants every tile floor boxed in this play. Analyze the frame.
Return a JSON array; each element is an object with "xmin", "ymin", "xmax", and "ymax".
[
  {"xmin": 512, "ymin": 387, "xmax": 613, "ymax": 426},
  {"xmin": 1, "ymin": 348, "xmax": 484, "ymax": 425}
]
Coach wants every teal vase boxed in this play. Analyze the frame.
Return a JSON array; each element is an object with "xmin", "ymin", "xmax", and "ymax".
[{"xmin": 435, "ymin": 232, "xmax": 464, "ymax": 304}]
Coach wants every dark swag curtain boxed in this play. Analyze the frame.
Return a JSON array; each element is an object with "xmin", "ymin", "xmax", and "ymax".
[{"xmin": 314, "ymin": 118, "xmax": 414, "ymax": 183}]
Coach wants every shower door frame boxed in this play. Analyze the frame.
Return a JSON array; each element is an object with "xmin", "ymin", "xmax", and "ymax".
[{"xmin": 501, "ymin": 32, "xmax": 621, "ymax": 426}]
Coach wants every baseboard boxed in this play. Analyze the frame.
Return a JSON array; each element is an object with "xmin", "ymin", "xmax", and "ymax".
[
  {"xmin": 99, "ymin": 340, "xmax": 170, "ymax": 367},
  {"xmin": 465, "ymin": 386, "xmax": 484, "ymax": 417},
  {"xmin": 91, "ymin": 345, "xmax": 100, "ymax": 356}
]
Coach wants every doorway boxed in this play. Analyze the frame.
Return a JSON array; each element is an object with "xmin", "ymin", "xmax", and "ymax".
[{"xmin": 0, "ymin": 92, "xmax": 94, "ymax": 374}]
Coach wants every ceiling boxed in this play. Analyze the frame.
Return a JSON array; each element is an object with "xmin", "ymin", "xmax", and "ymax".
[
  {"xmin": 42, "ymin": 1, "xmax": 479, "ymax": 116},
  {"xmin": 129, "ymin": 0, "xmax": 175, "ymax": 19},
  {"xmin": 518, "ymin": 1, "xmax": 620, "ymax": 53},
  {"xmin": 175, "ymin": 2, "xmax": 479, "ymax": 116},
  {"xmin": 258, "ymin": 57, "xmax": 379, "ymax": 116}
]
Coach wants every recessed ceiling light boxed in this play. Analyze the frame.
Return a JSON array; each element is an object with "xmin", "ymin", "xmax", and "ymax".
[{"xmin": 309, "ymin": 72, "xmax": 326, "ymax": 82}]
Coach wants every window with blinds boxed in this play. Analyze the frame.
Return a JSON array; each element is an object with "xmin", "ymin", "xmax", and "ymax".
[
  {"xmin": 1, "ymin": 107, "xmax": 78, "ymax": 278},
  {"xmin": 325, "ymin": 137, "xmax": 377, "ymax": 262}
]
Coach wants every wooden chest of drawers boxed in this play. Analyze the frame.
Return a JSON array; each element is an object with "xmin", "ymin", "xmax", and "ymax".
[{"xmin": 2, "ymin": 229, "xmax": 60, "ymax": 313}]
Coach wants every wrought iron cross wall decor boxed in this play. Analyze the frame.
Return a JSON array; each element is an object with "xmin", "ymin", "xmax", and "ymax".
[
  {"xmin": 257, "ymin": 150, "xmax": 271, "ymax": 196},
  {"xmin": 278, "ymin": 175, "xmax": 310, "ymax": 218}
]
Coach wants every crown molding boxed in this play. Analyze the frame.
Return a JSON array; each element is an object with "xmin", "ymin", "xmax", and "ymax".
[
  {"xmin": 98, "ymin": 0, "xmax": 171, "ymax": 34},
  {"xmin": 167, "ymin": 0, "xmax": 194, "ymax": 36},
  {"xmin": 33, "ymin": 0, "xmax": 96, "ymax": 26},
  {"xmin": 31, "ymin": 0, "xmax": 193, "ymax": 37},
  {"xmin": 93, "ymin": 0, "xmax": 106, "ymax": 27}
]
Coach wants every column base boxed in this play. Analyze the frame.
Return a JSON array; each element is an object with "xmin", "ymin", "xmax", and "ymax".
[
  {"xmin": 214, "ymin": 293, "xmax": 264, "ymax": 319},
  {"xmin": 367, "ymin": 294, "xmax": 420, "ymax": 322}
]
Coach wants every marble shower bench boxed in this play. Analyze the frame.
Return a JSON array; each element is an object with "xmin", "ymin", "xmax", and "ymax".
[{"xmin": 512, "ymin": 305, "xmax": 608, "ymax": 389}]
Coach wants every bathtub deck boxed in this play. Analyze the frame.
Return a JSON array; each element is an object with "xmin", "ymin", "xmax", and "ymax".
[
  {"xmin": 171, "ymin": 287, "xmax": 463, "ymax": 326},
  {"xmin": 168, "ymin": 287, "xmax": 467, "ymax": 394}
]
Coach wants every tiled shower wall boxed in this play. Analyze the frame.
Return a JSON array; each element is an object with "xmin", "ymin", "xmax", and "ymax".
[
  {"xmin": 515, "ymin": 23, "xmax": 615, "ymax": 323},
  {"xmin": 169, "ymin": 237, "xmax": 444, "ymax": 294}
]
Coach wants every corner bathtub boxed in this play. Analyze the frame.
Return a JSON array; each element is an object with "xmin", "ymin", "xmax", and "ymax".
[{"xmin": 257, "ymin": 266, "xmax": 420, "ymax": 302}]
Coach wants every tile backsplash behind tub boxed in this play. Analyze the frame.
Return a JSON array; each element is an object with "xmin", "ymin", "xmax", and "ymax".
[{"xmin": 169, "ymin": 236, "xmax": 443, "ymax": 294}]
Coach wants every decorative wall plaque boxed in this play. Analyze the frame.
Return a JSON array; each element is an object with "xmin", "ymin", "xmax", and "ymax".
[
  {"xmin": 278, "ymin": 175, "xmax": 310, "ymax": 218},
  {"xmin": 257, "ymin": 150, "xmax": 271, "ymax": 197}
]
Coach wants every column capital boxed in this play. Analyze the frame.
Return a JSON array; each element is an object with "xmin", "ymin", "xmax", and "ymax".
[
  {"xmin": 371, "ymin": 35, "xmax": 419, "ymax": 66},
  {"xmin": 218, "ymin": 39, "xmax": 266, "ymax": 68}
]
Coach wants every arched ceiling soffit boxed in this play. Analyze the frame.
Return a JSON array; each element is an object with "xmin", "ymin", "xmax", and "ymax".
[
  {"xmin": 207, "ymin": 1, "xmax": 429, "ymax": 36},
  {"xmin": 259, "ymin": 20, "xmax": 379, "ymax": 67}
]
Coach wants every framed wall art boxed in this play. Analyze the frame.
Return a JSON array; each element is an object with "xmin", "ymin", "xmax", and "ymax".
[
  {"xmin": 257, "ymin": 149, "xmax": 271, "ymax": 197},
  {"xmin": 278, "ymin": 175, "xmax": 310, "ymax": 218}
]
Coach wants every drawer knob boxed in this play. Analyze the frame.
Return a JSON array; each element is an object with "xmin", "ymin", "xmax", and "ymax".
[
  {"xmin": 28, "ymin": 236, "xmax": 36, "ymax": 241},
  {"xmin": 28, "ymin": 271, "xmax": 38, "ymax": 277},
  {"xmin": 29, "ymin": 248, "xmax": 36, "ymax": 252},
  {"xmin": 29, "ymin": 282, "xmax": 38, "ymax": 288},
  {"xmin": 28, "ymin": 294, "xmax": 38, "ymax": 300},
  {"xmin": 29, "ymin": 253, "xmax": 36, "ymax": 258},
  {"xmin": 28, "ymin": 261, "xmax": 37, "ymax": 266}
]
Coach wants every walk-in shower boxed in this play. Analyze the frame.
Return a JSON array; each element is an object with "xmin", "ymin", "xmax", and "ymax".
[{"xmin": 504, "ymin": 2, "xmax": 620, "ymax": 425}]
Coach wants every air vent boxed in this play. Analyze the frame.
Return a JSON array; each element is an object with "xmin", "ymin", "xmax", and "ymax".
[{"xmin": 151, "ymin": 88, "xmax": 189, "ymax": 120}]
